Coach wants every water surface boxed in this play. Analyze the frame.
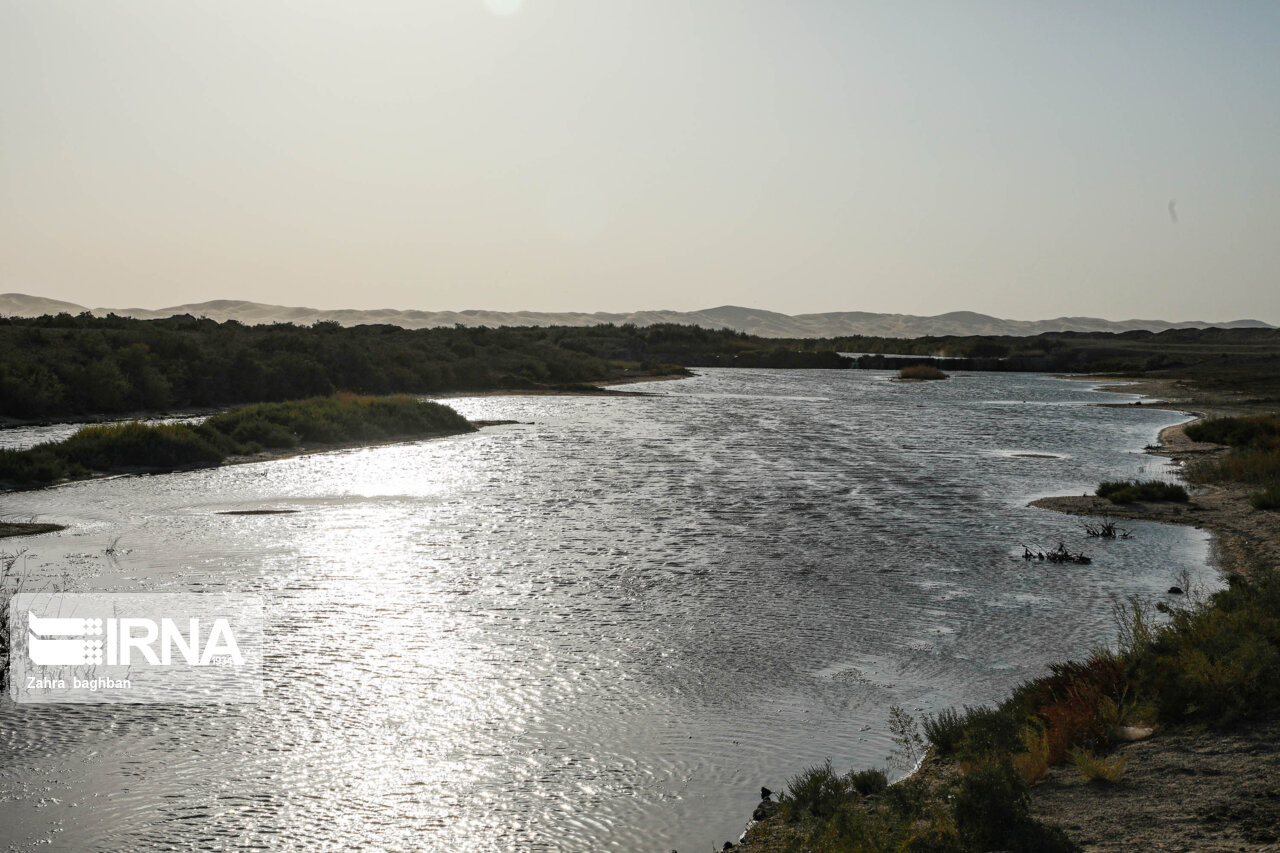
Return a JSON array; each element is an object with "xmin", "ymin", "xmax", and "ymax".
[{"xmin": 0, "ymin": 370, "xmax": 1214, "ymax": 852}]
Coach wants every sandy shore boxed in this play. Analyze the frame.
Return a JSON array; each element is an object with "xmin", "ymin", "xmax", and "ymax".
[
  {"xmin": 1031, "ymin": 709, "xmax": 1280, "ymax": 851},
  {"xmin": 1026, "ymin": 377, "xmax": 1280, "ymax": 850}
]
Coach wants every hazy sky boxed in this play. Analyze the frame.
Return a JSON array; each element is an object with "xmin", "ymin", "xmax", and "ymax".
[{"xmin": 3, "ymin": 1, "xmax": 1278, "ymax": 320}]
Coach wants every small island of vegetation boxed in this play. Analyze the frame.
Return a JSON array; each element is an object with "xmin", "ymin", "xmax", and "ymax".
[
  {"xmin": 1095, "ymin": 478, "xmax": 1189, "ymax": 504},
  {"xmin": 0, "ymin": 394, "xmax": 474, "ymax": 488},
  {"xmin": 897, "ymin": 364, "xmax": 950, "ymax": 381}
]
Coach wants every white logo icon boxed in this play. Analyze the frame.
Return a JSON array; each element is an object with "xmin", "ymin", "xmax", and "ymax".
[
  {"xmin": 27, "ymin": 612, "xmax": 104, "ymax": 666},
  {"xmin": 26, "ymin": 611, "xmax": 244, "ymax": 667},
  {"xmin": 11, "ymin": 593, "xmax": 263, "ymax": 704}
]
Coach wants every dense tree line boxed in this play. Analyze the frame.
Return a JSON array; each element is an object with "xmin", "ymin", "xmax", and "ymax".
[
  {"xmin": 0, "ymin": 314, "xmax": 659, "ymax": 419},
  {"xmin": 3, "ymin": 313, "xmax": 1279, "ymax": 419},
  {"xmin": 0, "ymin": 314, "xmax": 860, "ymax": 419},
  {"xmin": 551, "ymin": 322, "xmax": 1280, "ymax": 377}
]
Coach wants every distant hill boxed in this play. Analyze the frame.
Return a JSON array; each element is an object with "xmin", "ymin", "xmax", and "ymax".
[
  {"xmin": 0, "ymin": 293, "xmax": 92, "ymax": 317},
  {"xmin": 0, "ymin": 293, "xmax": 1271, "ymax": 338}
]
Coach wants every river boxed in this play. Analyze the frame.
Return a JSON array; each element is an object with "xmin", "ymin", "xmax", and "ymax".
[{"xmin": 0, "ymin": 369, "xmax": 1215, "ymax": 852}]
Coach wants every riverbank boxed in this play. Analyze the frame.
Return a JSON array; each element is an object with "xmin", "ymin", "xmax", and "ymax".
[
  {"xmin": 728, "ymin": 374, "xmax": 1280, "ymax": 852},
  {"xmin": 1031, "ymin": 422, "xmax": 1280, "ymax": 580},
  {"xmin": 1029, "ymin": 707, "xmax": 1280, "ymax": 851},
  {"xmin": 1023, "ymin": 380, "xmax": 1280, "ymax": 850},
  {"xmin": 1038, "ymin": 375, "xmax": 1280, "ymax": 580}
]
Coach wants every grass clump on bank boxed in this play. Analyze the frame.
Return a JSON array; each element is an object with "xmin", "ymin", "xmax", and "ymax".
[
  {"xmin": 898, "ymin": 364, "xmax": 949, "ymax": 380},
  {"xmin": 1250, "ymin": 485, "xmax": 1280, "ymax": 511},
  {"xmin": 773, "ymin": 749, "xmax": 1077, "ymax": 852},
  {"xmin": 1188, "ymin": 445, "xmax": 1280, "ymax": 487},
  {"xmin": 0, "ymin": 422, "xmax": 225, "ymax": 484},
  {"xmin": 1184, "ymin": 414, "xmax": 1280, "ymax": 509},
  {"xmin": 1096, "ymin": 479, "xmax": 1189, "ymax": 503},
  {"xmin": 0, "ymin": 394, "xmax": 473, "ymax": 487},
  {"xmin": 1069, "ymin": 748, "xmax": 1127, "ymax": 784},
  {"xmin": 1184, "ymin": 414, "xmax": 1280, "ymax": 447}
]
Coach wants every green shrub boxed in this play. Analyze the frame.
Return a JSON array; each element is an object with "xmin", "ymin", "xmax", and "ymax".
[
  {"xmin": 950, "ymin": 763, "xmax": 1028, "ymax": 849},
  {"xmin": 903, "ymin": 826, "xmax": 966, "ymax": 853},
  {"xmin": 1184, "ymin": 414, "xmax": 1280, "ymax": 447},
  {"xmin": 920, "ymin": 704, "xmax": 1034, "ymax": 763},
  {"xmin": 954, "ymin": 706, "xmax": 1025, "ymax": 763},
  {"xmin": 1113, "ymin": 596, "xmax": 1159, "ymax": 658},
  {"xmin": 59, "ymin": 422, "xmax": 224, "ymax": 471},
  {"xmin": 780, "ymin": 760, "xmax": 846, "ymax": 821},
  {"xmin": 0, "ymin": 447, "xmax": 77, "ymax": 483},
  {"xmin": 846, "ymin": 767, "xmax": 889, "ymax": 796},
  {"xmin": 1133, "ymin": 569, "xmax": 1280, "ymax": 724},
  {"xmin": 1096, "ymin": 479, "xmax": 1189, "ymax": 503},
  {"xmin": 0, "ymin": 423, "xmax": 224, "ymax": 484},
  {"xmin": 1184, "ymin": 415, "xmax": 1280, "ymax": 491},
  {"xmin": 922, "ymin": 707, "xmax": 967, "ymax": 753},
  {"xmin": 1188, "ymin": 446, "xmax": 1280, "ymax": 487},
  {"xmin": 882, "ymin": 776, "xmax": 930, "ymax": 821},
  {"xmin": 887, "ymin": 705, "xmax": 927, "ymax": 772},
  {"xmin": 801, "ymin": 796, "xmax": 934, "ymax": 853},
  {"xmin": 803, "ymin": 801, "xmax": 888, "ymax": 851},
  {"xmin": 204, "ymin": 394, "xmax": 472, "ymax": 447},
  {"xmin": 951, "ymin": 763, "xmax": 1078, "ymax": 853},
  {"xmin": 1011, "ymin": 726, "xmax": 1051, "ymax": 784},
  {"xmin": 216, "ymin": 416, "xmax": 300, "ymax": 450}
]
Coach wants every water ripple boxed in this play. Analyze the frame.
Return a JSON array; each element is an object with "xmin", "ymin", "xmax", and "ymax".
[{"xmin": 0, "ymin": 370, "xmax": 1215, "ymax": 852}]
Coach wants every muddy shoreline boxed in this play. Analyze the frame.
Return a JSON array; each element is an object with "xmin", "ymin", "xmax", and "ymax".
[
  {"xmin": 1030, "ymin": 426, "xmax": 1280, "ymax": 581},
  {"xmin": 730, "ymin": 373, "xmax": 1280, "ymax": 852},
  {"xmin": 1026, "ymin": 376, "xmax": 1280, "ymax": 850}
]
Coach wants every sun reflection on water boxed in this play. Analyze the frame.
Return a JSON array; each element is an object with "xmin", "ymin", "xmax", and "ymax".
[{"xmin": 0, "ymin": 371, "xmax": 1218, "ymax": 852}]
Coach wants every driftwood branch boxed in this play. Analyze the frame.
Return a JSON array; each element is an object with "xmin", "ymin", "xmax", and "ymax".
[
  {"xmin": 1022, "ymin": 541, "xmax": 1092, "ymax": 564},
  {"xmin": 1084, "ymin": 517, "xmax": 1132, "ymax": 539}
]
